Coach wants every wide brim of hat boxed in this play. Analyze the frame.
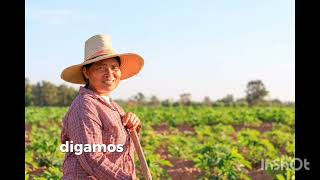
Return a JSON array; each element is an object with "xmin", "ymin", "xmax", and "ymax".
[{"xmin": 60, "ymin": 53, "xmax": 144, "ymax": 84}]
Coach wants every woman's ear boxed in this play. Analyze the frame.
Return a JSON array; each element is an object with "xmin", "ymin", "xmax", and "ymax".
[{"xmin": 82, "ymin": 67, "xmax": 89, "ymax": 79}]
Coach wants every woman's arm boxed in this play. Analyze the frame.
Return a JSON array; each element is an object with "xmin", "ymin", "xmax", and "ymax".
[{"xmin": 68, "ymin": 98, "xmax": 133, "ymax": 180}]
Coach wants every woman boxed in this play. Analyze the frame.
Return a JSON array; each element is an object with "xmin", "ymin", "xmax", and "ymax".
[{"xmin": 60, "ymin": 34, "xmax": 144, "ymax": 180}]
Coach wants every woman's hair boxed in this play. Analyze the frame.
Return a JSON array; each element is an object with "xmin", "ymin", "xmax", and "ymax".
[{"xmin": 82, "ymin": 57, "xmax": 121, "ymax": 87}]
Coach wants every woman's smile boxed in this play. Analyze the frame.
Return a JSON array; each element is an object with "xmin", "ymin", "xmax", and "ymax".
[{"xmin": 103, "ymin": 79, "xmax": 115, "ymax": 85}]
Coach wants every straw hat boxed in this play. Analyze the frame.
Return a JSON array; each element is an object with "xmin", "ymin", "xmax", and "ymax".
[{"xmin": 60, "ymin": 34, "xmax": 144, "ymax": 84}]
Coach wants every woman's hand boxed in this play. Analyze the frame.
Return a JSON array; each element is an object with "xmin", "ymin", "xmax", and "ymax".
[{"xmin": 122, "ymin": 112, "xmax": 141, "ymax": 133}]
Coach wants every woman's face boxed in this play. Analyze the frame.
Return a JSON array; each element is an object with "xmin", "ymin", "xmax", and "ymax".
[{"xmin": 82, "ymin": 58, "xmax": 121, "ymax": 96}]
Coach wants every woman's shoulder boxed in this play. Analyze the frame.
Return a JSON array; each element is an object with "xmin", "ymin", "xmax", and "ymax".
[
  {"xmin": 64, "ymin": 93, "xmax": 102, "ymax": 124},
  {"xmin": 69, "ymin": 93, "xmax": 99, "ymax": 111}
]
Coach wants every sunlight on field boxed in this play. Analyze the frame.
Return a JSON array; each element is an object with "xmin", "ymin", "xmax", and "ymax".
[{"xmin": 25, "ymin": 106, "xmax": 295, "ymax": 180}]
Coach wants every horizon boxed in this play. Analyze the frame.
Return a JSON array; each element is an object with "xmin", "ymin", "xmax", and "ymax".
[
  {"xmin": 26, "ymin": 0, "xmax": 295, "ymax": 102},
  {"xmin": 25, "ymin": 77, "xmax": 294, "ymax": 103}
]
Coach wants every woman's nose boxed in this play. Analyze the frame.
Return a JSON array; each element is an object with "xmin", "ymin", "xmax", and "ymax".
[{"xmin": 105, "ymin": 68, "xmax": 113, "ymax": 76}]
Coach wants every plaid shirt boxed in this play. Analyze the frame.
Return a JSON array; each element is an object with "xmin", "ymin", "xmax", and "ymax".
[{"xmin": 61, "ymin": 87, "xmax": 139, "ymax": 180}]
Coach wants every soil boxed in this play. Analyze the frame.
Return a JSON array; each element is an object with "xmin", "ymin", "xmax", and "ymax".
[
  {"xmin": 233, "ymin": 122, "xmax": 273, "ymax": 133},
  {"xmin": 248, "ymin": 163, "xmax": 273, "ymax": 180},
  {"xmin": 25, "ymin": 124, "xmax": 32, "ymax": 146},
  {"xmin": 154, "ymin": 123, "xmax": 170, "ymax": 135},
  {"xmin": 156, "ymin": 146, "xmax": 203, "ymax": 180}
]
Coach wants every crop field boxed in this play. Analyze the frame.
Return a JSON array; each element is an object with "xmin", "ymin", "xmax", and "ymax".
[{"xmin": 25, "ymin": 106, "xmax": 295, "ymax": 180}]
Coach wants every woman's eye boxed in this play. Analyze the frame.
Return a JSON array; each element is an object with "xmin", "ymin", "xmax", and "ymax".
[
  {"xmin": 112, "ymin": 66, "xmax": 119, "ymax": 70},
  {"xmin": 96, "ymin": 66, "xmax": 105, "ymax": 71}
]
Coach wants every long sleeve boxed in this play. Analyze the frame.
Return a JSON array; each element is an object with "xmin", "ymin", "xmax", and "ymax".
[{"xmin": 68, "ymin": 98, "xmax": 133, "ymax": 180}]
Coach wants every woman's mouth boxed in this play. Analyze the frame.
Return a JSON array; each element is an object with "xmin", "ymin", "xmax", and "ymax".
[{"xmin": 104, "ymin": 79, "xmax": 115, "ymax": 85}]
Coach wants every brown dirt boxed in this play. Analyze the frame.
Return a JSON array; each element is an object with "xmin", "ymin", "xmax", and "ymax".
[
  {"xmin": 157, "ymin": 146, "xmax": 204, "ymax": 180},
  {"xmin": 280, "ymin": 145, "xmax": 288, "ymax": 155},
  {"xmin": 177, "ymin": 124, "xmax": 195, "ymax": 134},
  {"xmin": 248, "ymin": 163, "xmax": 273, "ymax": 180},
  {"xmin": 233, "ymin": 122, "xmax": 273, "ymax": 133},
  {"xmin": 154, "ymin": 123, "xmax": 170, "ymax": 135},
  {"xmin": 25, "ymin": 124, "xmax": 32, "ymax": 146},
  {"xmin": 248, "ymin": 169, "xmax": 273, "ymax": 180},
  {"xmin": 231, "ymin": 132, "xmax": 238, "ymax": 140},
  {"xmin": 27, "ymin": 166, "xmax": 47, "ymax": 176},
  {"xmin": 154, "ymin": 123, "xmax": 195, "ymax": 136}
]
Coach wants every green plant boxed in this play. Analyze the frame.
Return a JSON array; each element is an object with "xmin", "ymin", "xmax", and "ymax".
[
  {"xmin": 195, "ymin": 143, "xmax": 252, "ymax": 180},
  {"xmin": 237, "ymin": 129, "xmax": 278, "ymax": 164},
  {"xmin": 264, "ymin": 129, "xmax": 294, "ymax": 155},
  {"xmin": 25, "ymin": 106, "xmax": 295, "ymax": 179}
]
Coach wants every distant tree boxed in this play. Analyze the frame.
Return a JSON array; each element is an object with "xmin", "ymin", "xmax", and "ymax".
[
  {"xmin": 234, "ymin": 98, "xmax": 248, "ymax": 107},
  {"xmin": 32, "ymin": 82, "xmax": 43, "ymax": 106},
  {"xmin": 57, "ymin": 84, "xmax": 68, "ymax": 106},
  {"xmin": 191, "ymin": 101, "xmax": 202, "ymax": 107},
  {"xmin": 283, "ymin": 101, "xmax": 295, "ymax": 107},
  {"xmin": 213, "ymin": 101, "xmax": 225, "ymax": 107},
  {"xmin": 269, "ymin": 98, "xmax": 283, "ymax": 106},
  {"xmin": 25, "ymin": 78, "xmax": 34, "ymax": 106},
  {"xmin": 133, "ymin": 92, "xmax": 146, "ymax": 105},
  {"xmin": 203, "ymin": 96, "xmax": 212, "ymax": 106},
  {"xmin": 127, "ymin": 99, "xmax": 138, "ymax": 107},
  {"xmin": 161, "ymin": 98, "xmax": 173, "ymax": 107},
  {"xmin": 114, "ymin": 99, "xmax": 126, "ymax": 107},
  {"xmin": 26, "ymin": 78, "xmax": 79, "ymax": 106},
  {"xmin": 179, "ymin": 93, "xmax": 192, "ymax": 106},
  {"xmin": 148, "ymin": 95, "xmax": 161, "ymax": 107},
  {"xmin": 216, "ymin": 94, "xmax": 234, "ymax": 106},
  {"xmin": 245, "ymin": 80, "xmax": 269, "ymax": 106},
  {"xmin": 41, "ymin": 81, "xmax": 59, "ymax": 106},
  {"xmin": 57, "ymin": 85, "xmax": 78, "ymax": 106},
  {"xmin": 173, "ymin": 101, "xmax": 181, "ymax": 107},
  {"xmin": 255, "ymin": 100, "xmax": 271, "ymax": 106}
]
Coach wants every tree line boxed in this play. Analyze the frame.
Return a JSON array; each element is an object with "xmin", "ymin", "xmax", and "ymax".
[
  {"xmin": 25, "ymin": 78, "xmax": 78, "ymax": 106},
  {"xmin": 25, "ymin": 78, "xmax": 294, "ymax": 107}
]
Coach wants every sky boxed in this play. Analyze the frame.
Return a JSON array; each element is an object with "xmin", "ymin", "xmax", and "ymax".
[{"xmin": 25, "ymin": 0, "xmax": 295, "ymax": 102}]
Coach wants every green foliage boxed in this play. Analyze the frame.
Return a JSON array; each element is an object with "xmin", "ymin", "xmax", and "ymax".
[
  {"xmin": 25, "ymin": 106, "xmax": 295, "ymax": 179},
  {"xmin": 256, "ymin": 108, "xmax": 295, "ymax": 126},
  {"xmin": 195, "ymin": 143, "xmax": 252, "ymax": 180},
  {"xmin": 167, "ymin": 135, "xmax": 198, "ymax": 160},
  {"xmin": 25, "ymin": 78, "xmax": 34, "ymax": 106},
  {"xmin": 25, "ymin": 106, "xmax": 68, "ymax": 125},
  {"xmin": 264, "ymin": 129, "xmax": 295, "ymax": 155},
  {"xmin": 245, "ymin": 80, "xmax": 269, "ymax": 106},
  {"xmin": 135, "ymin": 153, "xmax": 173, "ymax": 179},
  {"xmin": 237, "ymin": 129, "xmax": 278, "ymax": 164},
  {"xmin": 228, "ymin": 108, "xmax": 262, "ymax": 126},
  {"xmin": 215, "ymin": 94, "xmax": 235, "ymax": 107},
  {"xmin": 25, "ymin": 79, "xmax": 78, "ymax": 106},
  {"xmin": 25, "ymin": 121, "xmax": 64, "ymax": 179},
  {"xmin": 195, "ymin": 124, "xmax": 235, "ymax": 145}
]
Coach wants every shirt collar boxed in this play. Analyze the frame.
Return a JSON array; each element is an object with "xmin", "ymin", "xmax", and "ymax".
[
  {"xmin": 101, "ymin": 95, "xmax": 111, "ymax": 104},
  {"xmin": 79, "ymin": 86, "xmax": 116, "ymax": 110}
]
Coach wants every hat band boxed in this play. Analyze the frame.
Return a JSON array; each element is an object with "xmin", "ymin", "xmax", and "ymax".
[{"xmin": 85, "ymin": 49, "xmax": 115, "ymax": 61}]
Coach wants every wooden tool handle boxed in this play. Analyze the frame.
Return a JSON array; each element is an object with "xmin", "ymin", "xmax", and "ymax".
[{"xmin": 131, "ymin": 130, "xmax": 152, "ymax": 180}]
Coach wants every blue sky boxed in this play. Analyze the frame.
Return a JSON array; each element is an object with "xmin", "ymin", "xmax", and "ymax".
[{"xmin": 26, "ymin": 0, "xmax": 295, "ymax": 102}]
